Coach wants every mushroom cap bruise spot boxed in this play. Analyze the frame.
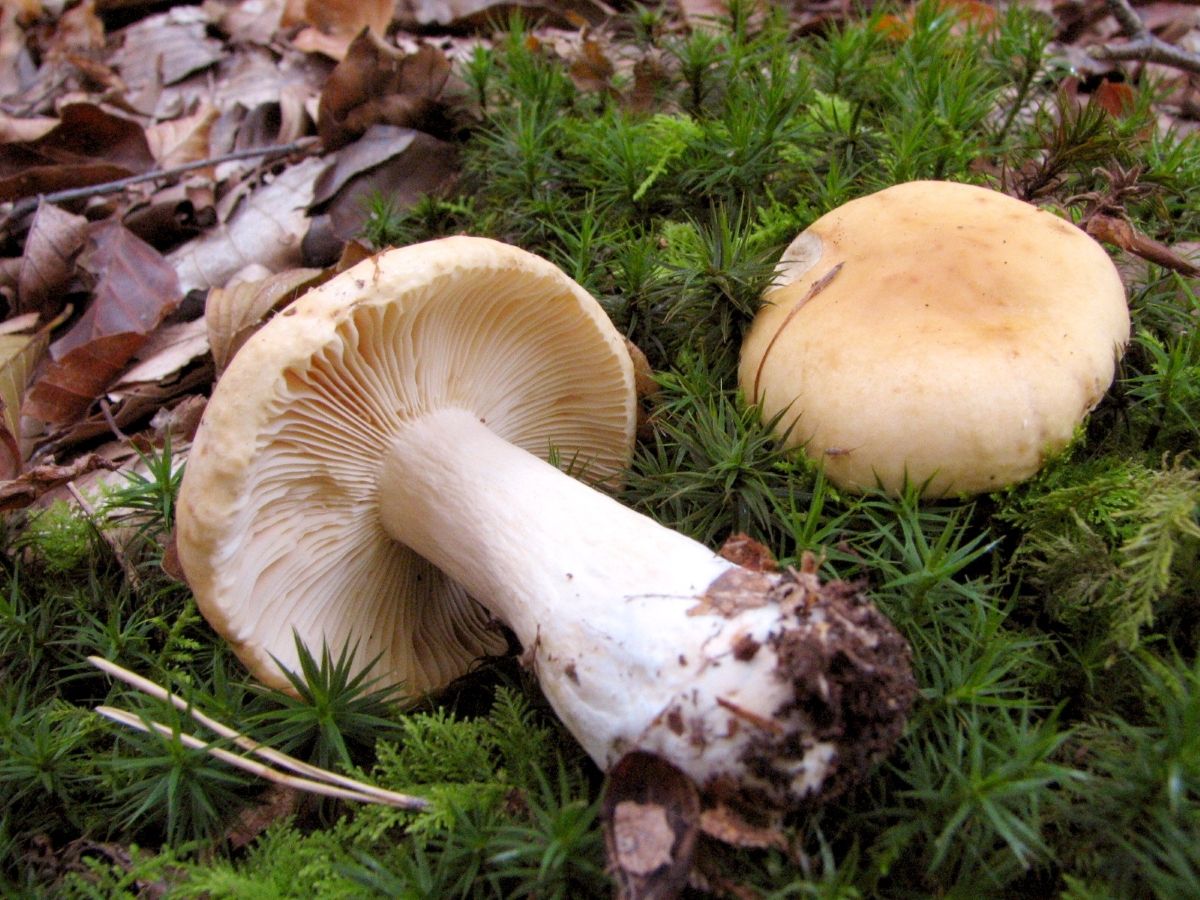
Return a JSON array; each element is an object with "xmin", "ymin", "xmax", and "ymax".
[{"xmin": 739, "ymin": 180, "xmax": 1130, "ymax": 497}]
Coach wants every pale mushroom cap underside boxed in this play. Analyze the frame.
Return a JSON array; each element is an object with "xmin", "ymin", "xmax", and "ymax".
[
  {"xmin": 177, "ymin": 236, "xmax": 637, "ymax": 694},
  {"xmin": 739, "ymin": 180, "xmax": 1131, "ymax": 497}
]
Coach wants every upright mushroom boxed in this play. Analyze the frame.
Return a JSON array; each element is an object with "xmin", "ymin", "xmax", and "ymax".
[
  {"xmin": 176, "ymin": 236, "xmax": 915, "ymax": 813},
  {"xmin": 739, "ymin": 180, "xmax": 1130, "ymax": 497}
]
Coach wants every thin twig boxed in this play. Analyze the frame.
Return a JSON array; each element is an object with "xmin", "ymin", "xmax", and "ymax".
[
  {"xmin": 89, "ymin": 655, "xmax": 430, "ymax": 811},
  {"xmin": 1092, "ymin": 0, "xmax": 1200, "ymax": 75},
  {"xmin": 0, "ymin": 137, "xmax": 319, "ymax": 230}
]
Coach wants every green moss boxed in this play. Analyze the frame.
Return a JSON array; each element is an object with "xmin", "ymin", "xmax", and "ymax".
[{"xmin": 18, "ymin": 501, "xmax": 96, "ymax": 575}]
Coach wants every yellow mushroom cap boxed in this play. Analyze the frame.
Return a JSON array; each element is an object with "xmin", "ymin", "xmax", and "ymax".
[{"xmin": 739, "ymin": 180, "xmax": 1130, "ymax": 497}]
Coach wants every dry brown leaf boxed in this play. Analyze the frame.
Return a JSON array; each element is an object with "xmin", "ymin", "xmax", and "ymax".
[
  {"xmin": 1092, "ymin": 79, "xmax": 1138, "ymax": 117},
  {"xmin": 698, "ymin": 803, "xmax": 787, "ymax": 850},
  {"xmin": 57, "ymin": 220, "xmax": 182, "ymax": 358},
  {"xmin": 0, "ymin": 103, "xmax": 155, "ymax": 204},
  {"xmin": 569, "ymin": 37, "xmax": 615, "ymax": 93},
  {"xmin": 150, "ymin": 393, "xmax": 206, "ymax": 443},
  {"xmin": 24, "ymin": 220, "xmax": 182, "ymax": 426},
  {"xmin": 292, "ymin": 0, "xmax": 393, "ymax": 60},
  {"xmin": 205, "ymin": 0, "xmax": 288, "ymax": 46},
  {"xmin": 168, "ymin": 155, "xmax": 324, "ymax": 294},
  {"xmin": 717, "ymin": 532, "xmax": 779, "ymax": 573},
  {"xmin": 43, "ymin": 364, "xmax": 212, "ymax": 458},
  {"xmin": 0, "ymin": 112, "xmax": 58, "ymax": 143},
  {"xmin": 1087, "ymin": 214, "xmax": 1200, "ymax": 276},
  {"xmin": 0, "ymin": 329, "xmax": 50, "ymax": 479},
  {"xmin": 42, "ymin": 0, "xmax": 106, "ymax": 62},
  {"xmin": 224, "ymin": 783, "xmax": 302, "ymax": 850},
  {"xmin": 603, "ymin": 752, "xmax": 699, "ymax": 900},
  {"xmin": 206, "ymin": 267, "xmax": 325, "ymax": 371},
  {"xmin": 24, "ymin": 333, "xmax": 146, "ymax": 426},
  {"xmin": 393, "ymin": 0, "xmax": 610, "ymax": 30},
  {"xmin": 111, "ymin": 6, "xmax": 224, "ymax": 113},
  {"xmin": 122, "ymin": 181, "xmax": 215, "ymax": 249},
  {"xmin": 17, "ymin": 202, "xmax": 89, "ymax": 317},
  {"xmin": 310, "ymin": 125, "xmax": 458, "ymax": 243},
  {"xmin": 318, "ymin": 33, "xmax": 454, "ymax": 150},
  {"xmin": 108, "ymin": 318, "xmax": 210, "ymax": 401},
  {"xmin": 144, "ymin": 103, "xmax": 219, "ymax": 169},
  {"xmin": 0, "ymin": 453, "xmax": 120, "ymax": 513}
]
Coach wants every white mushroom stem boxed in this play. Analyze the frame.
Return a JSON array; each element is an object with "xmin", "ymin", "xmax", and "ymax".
[{"xmin": 379, "ymin": 407, "xmax": 913, "ymax": 809}]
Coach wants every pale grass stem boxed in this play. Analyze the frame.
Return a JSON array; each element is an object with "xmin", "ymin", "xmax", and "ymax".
[{"xmin": 89, "ymin": 655, "xmax": 429, "ymax": 811}]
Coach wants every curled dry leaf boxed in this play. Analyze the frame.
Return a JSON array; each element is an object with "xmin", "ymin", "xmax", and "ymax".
[
  {"xmin": 207, "ymin": 0, "xmax": 288, "ymax": 47},
  {"xmin": 1086, "ymin": 213, "xmax": 1200, "ymax": 277},
  {"xmin": 17, "ymin": 202, "xmax": 89, "ymax": 316},
  {"xmin": 716, "ymin": 532, "xmax": 779, "ymax": 573},
  {"xmin": 393, "ymin": 0, "xmax": 611, "ymax": 30},
  {"xmin": 108, "ymin": 318, "xmax": 210, "ymax": 402},
  {"xmin": 697, "ymin": 802, "xmax": 787, "ymax": 850},
  {"xmin": 24, "ymin": 220, "xmax": 182, "ymax": 426},
  {"xmin": 603, "ymin": 752, "xmax": 700, "ymax": 900},
  {"xmin": 291, "ymin": 0, "xmax": 394, "ymax": 60},
  {"xmin": 317, "ymin": 32, "xmax": 454, "ymax": 150},
  {"xmin": 0, "ymin": 103, "xmax": 154, "ymax": 204},
  {"xmin": 0, "ymin": 328, "xmax": 51, "ymax": 480},
  {"xmin": 111, "ymin": 6, "xmax": 224, "ymax": 112},
  {"xmin": 0, "ymin": 453, "xmax": 119, "ymax": 513},
  {"xmin": 167, "ymin": 154, "xmax": 325, "ymax": 294},
  {"xmin": 150, "ymin": 393, "xmax": 206, "ymax": 444},
  {"xmin": 569, "ymin": 37, "xmax": 615, "ymax": 93},
  {"xmin": 144, "ymin": 102, "xmax": 219, "ymax": 169},
  {"xmin": 310, "ymin": 125, "xmax": 458, "ymax": 243},
  {"xmin": 0, "ymin": 112, "xmax": 58, "ymax": 144},
  {"xmin": 206, "ymin": 266, "xmax": 326, "ymax": 371}
]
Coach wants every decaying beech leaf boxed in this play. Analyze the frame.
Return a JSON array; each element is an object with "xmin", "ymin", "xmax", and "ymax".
[
  {"xmin": 603, "ymin": 752, "xmax": 699, "ymax": 900},
  {"xmin": 16, "ymin": 201, "xmax": 88, "ymax": 316},
  {"xmin": 569, "ymin": 37, "xmax": 615, "ymax": 93},
  {"xmin": 309, "ymin": 125, "xmax": 458, "ymax": 244},
  {"xmin": 317, "ymin": 31, "xmax": 454, "ymax": 150},
  {"xmin": 0, "ymin": 103, "xmax": 154, "ymax": 204},
  {"xmin": 1086, "ymin": 214, "xmax": 1200, "ymax": 277},
  {"xmin": 24, "ymin": 220, "xmax": 182, "ymax": 426},
  {"xmin": 107, "ymin": 319, "xmax": 210, "ymax": 401},
  {"xmin": 717, "ymin": 532, "xmax": 779, "ymax": 573},
  {"xmin": 206, "ymin": 267, "xmax": 326, "ymax": 371},
  {"xmin": 393, "ymin": 0, "xmax": 611, "ymax": 30},
  {"xmin": 0, "ymin": 453, "xmax": 119, "ymax": 512},
  {"xmin": 110, "ymin": 5, "xmax": 224, "ymax": 114},
  {"xmin": 698, "ymin": 802, "xmax": 787, "ymax": 850},
  {"xmin": 144, "ymin": 102, "xmax": 219, "ymax": 168},
  {"xmin": 291, "ymin": 0, "xmax": 393, "ymax": 60},
  {"xmin": 0, "ymin": 329, "xmax": 48, "ymax": 480},
  {"xmin": 167, "ymin": 155, "xmax": 325, "ymax": 294}
]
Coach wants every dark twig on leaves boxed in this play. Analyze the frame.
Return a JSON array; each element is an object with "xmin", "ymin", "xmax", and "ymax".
[
  {"xmin": 0, "ymin": 137, "xmax": 319, "ymax": 235},
  {"xmin": 1092, "ymin": 0, "xmax": 1200, "ymax": 75}
]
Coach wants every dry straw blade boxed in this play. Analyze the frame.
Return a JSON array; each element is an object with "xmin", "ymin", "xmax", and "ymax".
[{"xmin": 89, "ymin": 655, "xmax": 429, "ymax": 811}]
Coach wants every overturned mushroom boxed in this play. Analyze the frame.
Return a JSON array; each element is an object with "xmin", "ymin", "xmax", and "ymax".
[
  {"xmin": 176, "ymin": 236, "xmax": 915, "ymax": 812},
  {"xmin": 739, "ymin": 180, "xmax": 1130, "ymax": 497}
]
